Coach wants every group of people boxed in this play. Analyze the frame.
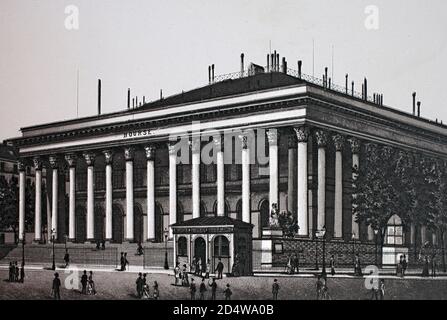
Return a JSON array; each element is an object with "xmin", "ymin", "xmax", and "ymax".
[
  {"xmin": 188, "ymin": 277, "xmax": 231, "ymax": 300},
  {"xmin": 191, "ymin": 256, "xmax": 210, "ymax": 278},
  {"xmin": 421, "ymin": 255, "xmax": 438, "ymax": 277},
  {"xmin": 119, "ymin": 252, "xmax": 130, "ymax": 271},
  {"xmin": 286, "ymin": 253, "xmax": 300, "ymax": 274},
  {"xmin": 95, "ymin": 240, "xmax": 106, "ymax": 251},
  {"xmin": 135, "ymin": 272, "xmax": 159, "ymax": 299},
  {"xmin": 80, "ymin": 270, "xmax": 97, "ymax": 295},
  {"xmin": 8, "ymin": 261, "xmax": 24, "ymax": 283}
]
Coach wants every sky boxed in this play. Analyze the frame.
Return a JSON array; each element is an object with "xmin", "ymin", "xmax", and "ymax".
[{"xmin": 1, "ymin": 0, "xmax": 447, "ymax": 140}]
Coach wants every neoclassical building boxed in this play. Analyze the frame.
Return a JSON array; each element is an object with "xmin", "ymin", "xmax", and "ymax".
[{"xmin": 7, "ymin": 52, "xmax": 447, "ymax": 268}]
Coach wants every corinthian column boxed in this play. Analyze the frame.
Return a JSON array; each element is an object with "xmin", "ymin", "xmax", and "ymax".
[
  {"xmin": 18, "ymin": 160, "xmax": 26, "ymax": 242},
  {"xmin": 124, "ymin": 147, "xmax": 135, "ymax": 242},
  {"xmin": 215, "ymin": 135, "xmax": 225, "ymax": 216},
  {"xmin": 65, "ymin": 154, "xmax": 77, "ymax": 241},
  {"xmin": 267, "ymin": 129, "xmax": 279, "ymax": 210},
  {"xmin": 240, "ymin": 135, "xmax": 251, "ymax": 223},
  {"xmin": 190, "ymin": 138, "xmax": 201, "ymax": 219},
  {"xmin": 168, "ymin": 142, "xmax": 177, "ymax": 238},
  {"xmin": 144, "ymin": 145, "xmax": 156, "ymax": 241},
  {"xmin": 350, "ymin": 137, "xmax": 360, "ymax": 240},
  {"xmin": 83, "ymin": 152, "xmax": 96, "ymax": 241},
  {"xmin": 49, "ymin": 155, "xmax": 59, "ymax": 240},
  {"xmin": 333, "ymin": 134, "xmax": 345, "ymax": 239},
  {"xmin": 103, "ymin": 150, "xmax": 113, "ymax": 241},
  {"xmin": 315, "ymin": 130, "xmax": 328, "ymax": 231},
  {"xmin": 294, "ymin": 126, "xmax": 309, "ymax": 237},
  {"xmin": 287, "ymin": 135, "xmax": 297, "ymax": 215},
  {"xmin": 33, "ymin": 157, "xmax": 42, "ymax": 242}
]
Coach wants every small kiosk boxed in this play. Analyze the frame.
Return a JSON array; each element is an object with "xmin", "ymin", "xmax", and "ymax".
[{"xmin": 171, "ymin": 216, "xmax": 253, "ymax": 276}]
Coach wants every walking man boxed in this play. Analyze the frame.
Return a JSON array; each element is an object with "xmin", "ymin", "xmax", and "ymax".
[
  {"xmin": 199, "ymin": 278, "xmax": 207, "ymax": 300},
  {"xmin": 272, "ymin": 279, "xmax": 279, "ymax": 300},
  {"xmin": 120, "ymin": 252, "xmax": 125, "ymax": 271},
  {"xmin": 293, "ymin": 253, "xmax": 300, "ymax": 274},
  {"xmin": 215, "ymin": 258, "xmax": 224, "ymax": 279},
  {"xmin": 224, "ymin": 284, "xmax": 232, "ymax": 300},
  {"xmin": 209, "ymin": 277, "xmax": 217, "ymax": 300},
  {"xmin": 81, "ymin": 270, "xmax": 88, "ymax": 294},
  {"xmin": 329, "ymin": 255, "xmax": 336, "ymax": 276},
  {"xmin": 64, "ymin": 250, "xmax": 70, "ymax": 268},
  {"xmin": 190, "ymin": 278, "xmax": 196, "ymax": 300},
  {"xmin": 174, "ymin": 263, "xmax": 180, "ymax": 286},
  {"xmin": 136, "ymin": 273, "xmax": 144, "ymax": 299},
  {"xmin": 52, "ymin": 273, "xmax": 61, "ymax": 300}
]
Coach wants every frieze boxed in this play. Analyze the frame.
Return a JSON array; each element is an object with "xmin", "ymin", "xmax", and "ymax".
[
  {"xmin": 123, "ymin": 129, "xmax": 151, "ymax": 139},
  {"xmin": 173, "ymin": 227, "xmax": 234, "ymax": 234}
]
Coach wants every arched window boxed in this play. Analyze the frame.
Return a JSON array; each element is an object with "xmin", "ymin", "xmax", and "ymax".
[
  {"xmin": 178, "ymin": 237, "xmax": 187, "ymax": 256},
  {"xmin": 213, "ymin": 201, "xmax": 230, "ymax": 217},
  {"xmin": 386, "ymin": 215, "xmax": 404, "ymax": 245},
  {"xmin": 213, "ymin": 236, "xmax": 230, "ymax": 257}
]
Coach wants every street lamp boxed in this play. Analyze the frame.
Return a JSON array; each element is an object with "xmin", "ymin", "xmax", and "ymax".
[
  {"xmin": 314, "ymin": 229, "xmax": 319, "ymax": 271},
  {"xmin": 21, "ymin": 231, "xmax": 25, "ymax": 268},
  {"xmin": 164, "ymin": 228, "xmax": 169, "ymax": 270},
  {"xmin": 373, "ymin": 228, "xmax": 379, "ymax": 266},
  {"xmin": 51, "ymin": 228, "xmax": 56, "ymax": 271},
  {"xmin": 316, "ymin": 227, "xmax": 327, "ymax": 278}
]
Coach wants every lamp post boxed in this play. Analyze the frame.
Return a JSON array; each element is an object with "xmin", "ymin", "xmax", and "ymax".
[
  {"xmin": 314, "ymin": 229, "xmax": 319, "ymax": 271},
  {"xmin": 351, "ymin": 232, "xmax": 356, "ymax": 269},
  {"xmin": 320, "ymin": 227, "xmax": 327, "ymax": 278},
  {"xmin": 164, "ymin": 228, "xmax": 169, "ymax": 270},
  {"xmin": 51, "ymin": 228, "xmax": 56, "ymax": 271},
  {"xmin": 374, "ymin": 228, "xmax": 379, "ymax": 266},
  {"xmin": 21, "ymin": 231, "xmax": 25, "ymax": 268}
]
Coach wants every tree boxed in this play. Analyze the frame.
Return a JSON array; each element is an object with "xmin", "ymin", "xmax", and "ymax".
[{"xmin": 0, "ymin": 177, "xmax": 18, "ymax": 242}]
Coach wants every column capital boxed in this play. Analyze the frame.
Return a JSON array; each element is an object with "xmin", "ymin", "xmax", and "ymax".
[
  {"xmin": 17, "ymin": 159, "xmax": 26, "ymax": 172},
  {"xmin": 124, "ymin": 147, "xmax": 135, "ymax": 161},
  {"xmin": 167, "ymin": 141, "xmax": 177, "ymax": 155},
  {"xmin": 293, "ymin": 126, "xmax": 310, "ymax": 143},
  {"xmin": 65, "ymin": 153, "xmax": 77, "ymax": 168},
  {"xmin": 333, "ymin": 134, "xmax": 345, "ymax": 151},
  {"xmin": 48, "ymin": 155, "xmax": 59, "ymax": 169},
  {"xmin": 144, "ymin": 145, "xmax": 156, "ymax": 160},
  {"xmin": 349, "ymin": 137, "xmax": 361, "ymax": 154},
  {"xmin": 314, "ymin": 129, "xmax": 328, "ymax": 148},
  {"xmin": 266, "ymin": 129, "xmax": 279, "ymax": 145},
  {"xmin": 33, "ymin": 157, "xmax": 43, "ymax": 171},
  {"xmin": 83, "ymin": 152, "xmax": 96, "ymax": 166},
  {"xmin": 238, "ymin": 135, "xmax": 249, "ymax": 149},
  {"xmin": 213, "ymin": 135, "xmax": 223, "ymax": 150},
  {"xmin": 102, "ymin": 150, "xmax": 114, "ymax": 165},
  {"xmin": 189, "ymin": 139, "xmax": 201, "ymax": 153}
]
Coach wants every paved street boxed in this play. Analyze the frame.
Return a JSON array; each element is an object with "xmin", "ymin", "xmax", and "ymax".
[{"xmin": 1, "ymin": 267, "xmax": 447, "ymax": 300}]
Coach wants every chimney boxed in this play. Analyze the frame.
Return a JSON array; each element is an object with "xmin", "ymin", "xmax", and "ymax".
[
  {"xmin": 282, "ymin": 57, "xmax": 286, "ymax": 73},
  {"xmin": 325, "ymin": 67, "xmax": 328, "ymax": 88},
  {"xmin": 212, "ymin": 64, "xmax": 215, "ymax": 83},
  {"xmin": 276, "ymin": 53, "xmax": 279, "ymax": 71},
  {"xmin": 208, "ymin": 66, "xmax": 211, "ymax": 84},
  {"xmin": 351, "ymin": 81, "xmax": 354, "ymax": 96},
  {"xmin": 298, "ymin": 60, "xmax": 302, "ymax": 78},
  {"xmin": 267, "ymin": 54, "xmax": 270, "ymax": 72},
  {"xmin": 270, "ymin": 53, "xmax": 274, "ymax": 72},
  {"xmin": 127, "ymin": 88, "xmax": 130, "ymax": 109},
  {"xmin": 417, "ymin": 101, "xmax": 421, "ymax": 117},
  {"xmin": 328, "ymin": 78, "xmax": 331, "ymax": 89},
  {"xmin": 345, "ymin": 74, "xmax": 348, "ymax": 94},
  {"xmin": 412, "ymin": 92, "xmax": 416, "ymax": 115},
  {"xmin": 143, "ymin": 96, "xmax": 145, "ymax": 104},
  {"xmin": 240, "ymin": 53, "xmax": 245, "ymax": 77},
  {"xmin": 160, "ymin": 89, "xmax": 163, "ymax": 100},
  {"xmin": 97, "ymin": 79, "xmax": 101, "ymax": 115},
  {"xmin": 361, "ymin": 83, "xmax": 364, "ymax": 99},
  {"xmin": 364, "ymin": 78, "xmax": 368, "ymax": 100},
  {"xmin": 373, "ymin": 93, "xmax": 376, "ymax": 104},
  {"xmin": 132, "ymin": 98, "xmax": 135, "ymax": 108},
  {"xmin": 135, "ymin": 96, "xmax": 138, "ymax": 107}
]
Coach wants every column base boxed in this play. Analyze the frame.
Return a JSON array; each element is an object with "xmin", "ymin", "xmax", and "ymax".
[
  {"xmin": 67, "ymin": 238, "xmax": 76, "ymax": 242},
  {"xmin": 33, "ymin": 239, "xmax": 42, "ymax": 244},
  {"xmin": 124, "ymin": 238, "xmax": 136, "ymax": 243},
  {"xmin": 85, "ymin": 239, "xmax": 96, "ymax": 244}
]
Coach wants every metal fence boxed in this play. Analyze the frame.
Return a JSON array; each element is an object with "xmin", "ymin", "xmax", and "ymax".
[
  {"xmin": 1, "ymin": 246, "xmax": 118, "ymax": 268},
  {"xmin": 143, "ymin": 247, "xmax": 174, "ymax": 269}
]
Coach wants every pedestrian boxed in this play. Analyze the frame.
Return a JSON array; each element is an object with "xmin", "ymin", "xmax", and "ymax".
[
  {"xmin": 120, "ymin": 252, "xmax": 125, "ymax": 271},
  {"xmin": 142, "ymin": 274, "xmax": 150, "ymax": 299},
  {"xmin": 396, "ymin": 256, "xmax": 403, "ymax": 277},
  {"xmin": 174, "ymin": 263, "xmax": 180, "ymax": 286},
  {"xmin": 136, "ymin": 273, "xmax": 143, "ymax": 298},
  {"xmin": 329, "ymin": 255, "xmax": 335, "ymax": 276},
  {"xmin": 52, "ymin": 273, "xmax": 61, "ymax": 300},
  {"xmin": 191, "ymin": 256, "xmax": 196, "ymax": 275},
  {"xmin": 19, "ymin": 263, "xmax": 25, "ymax": 283},
  {"xmin": 96, "ymin": 240, "xmax": 100, "ymax": 250},
  {"xmin": 402, "ymin": 254, "xmax": 408, "ymax": 277},
  {"xmin": 431, "ymin": 256, "xmax": 437, "ymax": 278},
  {"xmin": 8, "ymin": 262, "xmax": 14, "ymax": 282},
  {"xmin": 215, "ymin": 258, "xmax": 224, "ymax": 279},
  {"xmin": 14, "ymin": 261, "xmax": 19, "ymax": 282},
  {"xmin": 137, "ymin": 242, "xmax": 143, "ymax": 256},
  {"xmin": 293, "ymin": 253, "xmax": 300, "ymax": 274},
  {"xmin": 209, "ymin": 277, "xmax": 217, "ymax": 300},
  {"xmin": 182, "ymin": 264, "xmax": 189, "ymax": 286},
  {"xmin": 81, "ymin": 270, "xmax": 88, "ymax": 294},
  {"xmin": 196, "ymin": 257, "xmax": 202, "ymax": 276},
  {"xmin": 124, "ymin": 252, "xmax": 129, "ymax": 270},
  {"xmin": 153, "ymin": 281, "xmax": 159, "ymax": 300},
  {"xmin": 190, "ymin": 278, "xmax": 196, "ymax": 300},
  {"xmin": 286, "ymin": 254, "xmax": 292, "ymax": 274},
  {"xmin": 64, "ymin": 250, "xmax": 70, "ymax": 268},
  {"xmin": 422, "ymin": 256, "xmax": 430, "ymax": 277},
  {"xmin": 272, "ymin": 279, "xmax": 279, "ymax": 300},
  {"xmin": 101, "ymin": 240, "xmax": 106, "ymax": 250},
  {"xmin": 224, "ymin": 284, "xmax": 232, "ymax": 300},
  {"xmin": 88, "ymin": 271, "xmax": 96, "ymax": 295},
  {"xmin": 199, "ymin": 278, "xmax": 207, "ymax": 300},
  {"xmin": 205, "ymin": 259, "xmax": 211, "ymax": 279},
  {"xmin": 378, "ymin": 279, "xmax": 385, "ymax": 300}
]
